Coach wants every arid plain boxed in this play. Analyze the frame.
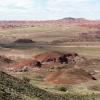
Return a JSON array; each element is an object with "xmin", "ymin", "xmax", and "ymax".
[{"xmin": 0, "ymin": 18, "xmax": 100, "ymax": 100}]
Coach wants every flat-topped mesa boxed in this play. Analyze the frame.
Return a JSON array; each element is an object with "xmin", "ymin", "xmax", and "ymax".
[
  {"xmin": 60, "ymin": 17, "xmax": 88, "ymax": 22},
  {"xmin": 14, "ymin": 39, "xmax": 35, "ymax": 44}
]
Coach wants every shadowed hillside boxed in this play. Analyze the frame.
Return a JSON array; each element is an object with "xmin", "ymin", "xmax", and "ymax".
[{"xmin": 0, "ymin": 71, "xmax": 100, "ymax": 100}]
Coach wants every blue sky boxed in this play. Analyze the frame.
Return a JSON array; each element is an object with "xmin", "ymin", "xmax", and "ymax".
[{"xmin": 0, "ymin": 0, "xmax": 100, "ymax": 20}]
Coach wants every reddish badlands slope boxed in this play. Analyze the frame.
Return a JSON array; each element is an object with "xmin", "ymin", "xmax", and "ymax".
[
  {"xmin": 13, "ymin": 52, "xmax": 63, "ymax": 71},
  {"xmin": 33, "ymin": 52, "xmax": 63, "ymax": 62},
  {"xmin": 12, "ymin": 52, "xmax": 78, "ymax": 71},
  {"xmin": 44, "ymin": 68, "xmax": 94, "ymax": 84},
  {"xmin": 14, "ymin": 59, "xmax": 37, "ymax": 69},
  {"xmin": 0, "ymin": 18, "xmax": 100, "ymax": 29},
  {"xmin": 10, "ymin": 51, "xmax": 99, "ymax": 85}
]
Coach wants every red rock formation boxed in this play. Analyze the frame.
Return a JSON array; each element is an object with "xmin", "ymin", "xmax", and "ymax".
[{"xmin": 33, "ymin": 52, "xmax": 63, "ymax": 62}]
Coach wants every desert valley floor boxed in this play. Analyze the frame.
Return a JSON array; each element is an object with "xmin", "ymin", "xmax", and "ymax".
[{"xmin": 0, "ymin": 18, "xmax": 100, "ymax": 100}]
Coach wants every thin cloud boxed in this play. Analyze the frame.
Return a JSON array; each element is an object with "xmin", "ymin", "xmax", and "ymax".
[{"xmin": 0, "ymin": 0, "xmax": 99, "ymax": 20}]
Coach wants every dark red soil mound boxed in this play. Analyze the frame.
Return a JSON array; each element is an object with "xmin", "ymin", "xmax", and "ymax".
[
  {"xmin": 44, "ymin": 68, "xmax": 94, "ymax": 84},
  {"xmin": 13, "ymin": 59, "xmax": 43, "ymax": 72},
  {"xmin": 33, "ymin": 51, "xmax": 78, "ymax": 62},
  {"xmin": 33, "ymin": 52, "xmax": 63, "ymax": 62},
  {"xmin": 14, "ymin": 59, "xmax": 37, "ymax": 69}
]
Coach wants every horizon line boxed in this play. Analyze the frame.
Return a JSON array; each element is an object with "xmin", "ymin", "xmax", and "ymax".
[{"xmin": 0, "ymin": 17, "xmax": 99, "ymax": 21}]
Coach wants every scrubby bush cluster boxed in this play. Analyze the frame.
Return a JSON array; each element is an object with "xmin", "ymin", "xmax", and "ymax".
[
  {"xmin": 0, "ymin": 84, "xmax": 24, "ymax": 100},
  {"xmin": 57, "ymin": 86, "xmax": 67, "ymax": 92},
  {"xmin": 22, "ymin": 77, "xmax": 31, "ymax": 83}
]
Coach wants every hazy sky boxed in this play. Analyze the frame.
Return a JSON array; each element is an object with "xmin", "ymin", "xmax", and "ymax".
[{"xmin": 0, "ymin": 0, "xmax": 100, "ymax": 20}]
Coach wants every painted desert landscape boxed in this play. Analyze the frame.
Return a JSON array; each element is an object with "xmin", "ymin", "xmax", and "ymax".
[{"xmin": 0, "ymin": 18, "xmax": 100, "ymax": 100}]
